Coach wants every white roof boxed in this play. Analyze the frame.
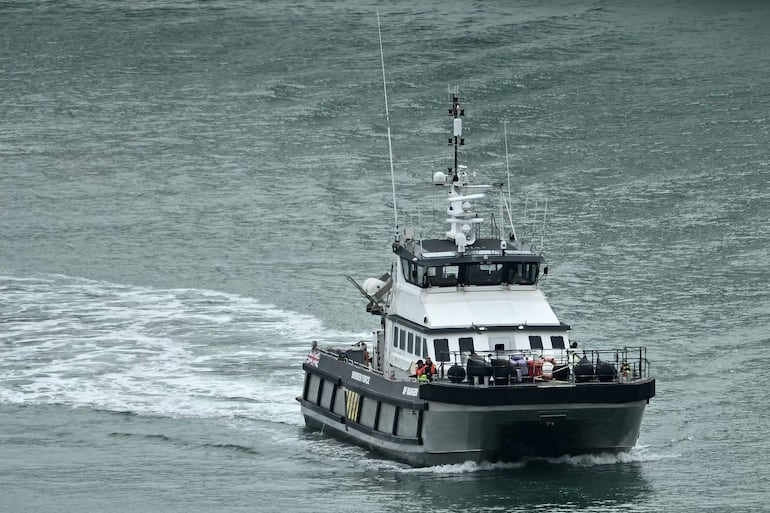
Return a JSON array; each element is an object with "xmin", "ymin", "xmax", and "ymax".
[{"xmin": 394, "ymin": 287, "xmax": 561, "ymax": 329}]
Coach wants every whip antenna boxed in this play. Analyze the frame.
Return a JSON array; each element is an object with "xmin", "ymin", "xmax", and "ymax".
[
  {"xmin": 377, "ymin": 11, "xmax": 398, "ymax": 238},
  {"xmin": 504, "ymin": 121, "xmax": 512, "ymax": 201},
  {"xmin": 503, "ymin": 121, "xmax": 517, "ymax": 240},
  {"xmin": 540, "ymin": 198, "xmax": 548, "ymax": 253}
]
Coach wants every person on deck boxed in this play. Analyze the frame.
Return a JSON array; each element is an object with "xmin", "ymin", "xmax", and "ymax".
[
  {"xmin": 413, "ymin": 360, "xmax": 424, "ymax": 379},
  {"xmin": 422, "ymin": 356, "xmax": 436, "ymax": 381}
]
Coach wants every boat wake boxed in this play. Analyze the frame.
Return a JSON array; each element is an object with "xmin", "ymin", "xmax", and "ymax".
[
  {"xmin": 0, "ymin": 273, "xmax": 363, "ymax": 430},
  {"xmin": 381, "ymin": 446, "xmax": 677, "ymax": 474},
  {"xmin": 541, "ymin": 446, "xmax": 678, "ymax": 467}
]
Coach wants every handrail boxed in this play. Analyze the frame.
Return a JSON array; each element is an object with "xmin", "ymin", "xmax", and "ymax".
[
  {"xmin": 431, "ymin": 346, "xmax": 651, "ymax": 385},
  {"xmin": 314, "ymin": 342, "xmax": 651, "ymax": 386}
]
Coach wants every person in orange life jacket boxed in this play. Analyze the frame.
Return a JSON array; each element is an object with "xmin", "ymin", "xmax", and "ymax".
[
  {"xmin": 413, "ymin": 360, "xmax": 424, "ymax": 379},
  {"xmin": 422, "ymin": 357, "xmax": 436, "ymax": 381}
]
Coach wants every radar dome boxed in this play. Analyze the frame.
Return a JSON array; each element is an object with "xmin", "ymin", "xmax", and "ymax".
[{"xmin": 362, "ymin": 278, "xmax": 386, "ymax": 296}]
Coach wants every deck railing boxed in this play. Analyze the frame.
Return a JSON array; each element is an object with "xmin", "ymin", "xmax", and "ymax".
[
  {"xmin": 433, "ymin": 346, "xmax": 650, "ymax": 385},
  {"xmin": 315, "ymin": 343, "xmax": 650, "ymax": 386}
]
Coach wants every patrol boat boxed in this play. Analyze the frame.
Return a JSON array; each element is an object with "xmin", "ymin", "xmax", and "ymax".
[{"xmin": 298, "ymin": 90, "xmax": 655, "ymax": 467}]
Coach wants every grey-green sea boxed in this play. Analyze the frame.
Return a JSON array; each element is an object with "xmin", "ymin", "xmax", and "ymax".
[{"xmin": 2, "ymin": 1, "xmax": 769, "ymax": 512}]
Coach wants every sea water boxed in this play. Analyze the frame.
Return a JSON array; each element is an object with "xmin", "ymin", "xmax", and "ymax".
[{"xmin": 2, "ymin": 1, "xmax": 769, "ymax": 512}]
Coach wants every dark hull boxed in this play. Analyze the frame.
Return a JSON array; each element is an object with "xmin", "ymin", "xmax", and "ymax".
[{"xmin": 300, "ymin": 353, "xmax": 655, "ymax": 467}]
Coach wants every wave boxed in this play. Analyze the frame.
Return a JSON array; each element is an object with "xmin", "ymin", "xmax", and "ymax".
[
  {"xmin": 108, "ymin": 432, "xmax": 260, "ymax": 455},
  {"xmin": 0, "ymin": 273, "xmax": 363, "ymax": 428}
]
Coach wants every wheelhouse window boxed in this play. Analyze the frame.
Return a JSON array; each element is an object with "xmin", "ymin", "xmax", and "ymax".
[
  {"xmin": 551, "ymin": 336, "xmax": 565, "ymax": 349},
  {"xmin": 393, "ymin": 326, "xmax": 399, "ymax": 348},
  {"xmin": 529, "ymin": 335, "xmax": 543, "ymax": 350},
  {"xmin": 433, "ymin": 338, "xmax": 450, "ymax": 362},
  {"xmin": 491, "ymin": 336, "xmax": 510, "ymax": 351},
  {"xmin": 507, "ymin": 262, "xmax": 540, "ymax": 285},
  {"xmin": 458, "ymin": 337, "xmax": 474, "ymax": 354},
  {"xmin": 464, "ymin": 263, "xmax": 505, "ymax": 286},
  {"xmin": 401, "ymin": 258, "xmax": 415, "ymax": 284},
  {"xmin": 407, "ymin": 333, "xmax": 414, "ymax": 354},
  {"xmin": 399, "ymin": 329, "xmax": 406, "ymax": 350},
  {"xmin": 427, "ymin": 266, "xmax": 459, "ymax": 287},
  {"xmin": 401, "ymin": 258, "xmax": 428, "ymax": 288},
  {"xmin": 422, "ymin": 261, "xmax": 540, "ymax": 288}
]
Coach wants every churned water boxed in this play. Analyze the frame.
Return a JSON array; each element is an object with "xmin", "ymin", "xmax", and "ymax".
[{"xmin": 2, "ymin": 1, "xmax": 769, "ymax": 512}]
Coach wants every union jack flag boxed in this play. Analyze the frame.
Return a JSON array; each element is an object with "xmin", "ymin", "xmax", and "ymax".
[{"xmin": 305, "ymin": 352, "xmax": 320, "ymax": 367}]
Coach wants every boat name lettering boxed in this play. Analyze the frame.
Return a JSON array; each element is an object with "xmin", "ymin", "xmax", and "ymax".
[
  {"xmin": 402, "ymin": 387, "xmax": 418, "ymax": 397},
  {"xmin": 351, "ymin": 371, "xmax": 370, "ymax": 385}
]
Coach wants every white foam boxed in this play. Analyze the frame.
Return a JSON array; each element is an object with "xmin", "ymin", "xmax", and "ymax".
[
  {"xmin": 545, "ymin": 445, "xmax": 677, "ymax": 466},
  {"xmin": 400, "ymin": 460, "xmax": 526, "ymax": 474},
  {"xmin": 373, "ymin": 446, "xmax": 677, "ymax": 474},
  {"xmin": 0, "ymin": 273, "xmax": 359, "ymax": 430}
]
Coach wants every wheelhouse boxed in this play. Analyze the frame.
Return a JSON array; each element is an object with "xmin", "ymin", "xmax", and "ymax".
[{"xmin": 394, "ymin": 238, "xmax": 545, "ymax": 289}]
